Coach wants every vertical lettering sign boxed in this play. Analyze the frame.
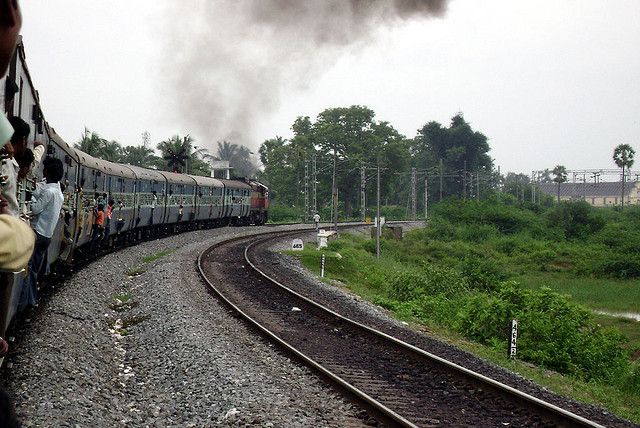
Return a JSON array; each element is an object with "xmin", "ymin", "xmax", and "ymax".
[{"xmin": 509, "ymin": 319, "xmax": 518, "ymax": 358}]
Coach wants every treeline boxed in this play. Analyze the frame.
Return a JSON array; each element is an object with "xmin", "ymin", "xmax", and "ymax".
[
  {"xmin": 258, "ymin": 106, "xmax": 495, "ymax": 220},
  {"xmin": 74, "ymin": 129, "xmax": 257, "ymax": 177},
  {"xmin": 258, "ymin": 106, "xmax": 636, "ymax": 221}
]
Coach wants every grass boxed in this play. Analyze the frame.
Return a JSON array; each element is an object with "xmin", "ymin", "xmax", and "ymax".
[
  {"xmin": 517, "ymin": 272, "xmax": 640, "ymax": 313},
  {"xmin": 126, "ymin": 249, "xmax": 176, "ymax": 277},
  {"xmin": 142, "ymin": 249, "xmax": 176, "ymax": 264}
]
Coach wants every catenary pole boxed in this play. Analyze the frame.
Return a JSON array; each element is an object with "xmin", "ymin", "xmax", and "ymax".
[{"xmin": 376, "ymin": 159, "xmax": 381, "ymax": 260}]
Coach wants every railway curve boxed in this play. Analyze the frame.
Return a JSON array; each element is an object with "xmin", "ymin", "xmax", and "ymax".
[{"xmin": 198, "ymin": 227, "xmax": 615, "ymax": 427}]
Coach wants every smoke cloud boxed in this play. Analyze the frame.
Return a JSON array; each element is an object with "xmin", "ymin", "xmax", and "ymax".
[{"xmin": 158, "ymin": 0, "xmax": 448, "ymax": 152}]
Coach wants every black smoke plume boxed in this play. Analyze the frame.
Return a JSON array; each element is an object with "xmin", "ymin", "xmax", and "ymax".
[{"xmin": 157, "ymin": 0, "xmax": 449, "ymax": 151}]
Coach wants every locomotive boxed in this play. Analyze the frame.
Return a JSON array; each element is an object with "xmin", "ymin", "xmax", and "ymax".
[{"xmin": 0, "ymin": 38, "xmax": 269, "ymax": 338}]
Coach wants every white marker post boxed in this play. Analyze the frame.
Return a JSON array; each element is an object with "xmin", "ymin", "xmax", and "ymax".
[
  {"xmin": 509, "ymin": 319, "xmax": 518, "ymax": 358},
  {"xmin": 291, "ymin": 238, "xmax": 304, "ymax": 251},
  {"xmin": 321, "ymin": 254, "xmax": 325, "ymax": 278}
]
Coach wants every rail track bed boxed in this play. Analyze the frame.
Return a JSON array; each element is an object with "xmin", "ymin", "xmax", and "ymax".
[{"xmin": 199, "ymin": 230, "xmax": 613, "ymax": 427}]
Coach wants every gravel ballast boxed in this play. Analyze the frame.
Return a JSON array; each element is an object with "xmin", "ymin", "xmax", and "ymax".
[{"xmin": 2, "ymin": 225, "xmax": 365, "ymax": 427}]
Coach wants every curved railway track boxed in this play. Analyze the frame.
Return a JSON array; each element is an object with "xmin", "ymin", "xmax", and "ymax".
[{"xmin": 198, "ymin": 229, "xmax": 606, "ymax": 428}]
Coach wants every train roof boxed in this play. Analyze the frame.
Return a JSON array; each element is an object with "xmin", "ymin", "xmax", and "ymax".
[
  {"xmin": 102, "ymin": 160, "xmax": 136, "ymax": 179},
  {"xmin": 125, "ymin": 165, "xmax": 167, "ymax": 182},
  {"xmin": 157, "ymin": 170, "xmax": 197, "ymax": 186},
  {"xmin": 47, "ymin": 130, "xmax": 80, "ymax": 161},
  {"xmin": 75, "ymin": 150, "xmax": 107, "ymax": 173},
  {"xmin": 219, "ymin": 179, "xmax": 252, "ymax": 190},
  {"xmin": 190, "ymin": 175, "xmax": 224, "ymax": 188}
]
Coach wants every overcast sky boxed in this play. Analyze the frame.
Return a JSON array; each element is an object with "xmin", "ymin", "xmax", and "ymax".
[{"xmin": 19, "ymin": 0, "xmax": 640, "ymax": 175}]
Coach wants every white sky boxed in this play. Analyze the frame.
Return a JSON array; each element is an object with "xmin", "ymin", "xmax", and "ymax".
[{"xmin": 19, "ymin": 0, "xmax": 640, "ymax": 174}]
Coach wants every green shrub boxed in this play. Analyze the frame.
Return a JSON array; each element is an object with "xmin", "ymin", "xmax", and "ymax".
[
  {"xmin": 527, "ymin": 249, "xmax": 557, "ymax": 270},
  {"xmin": 458, "ymin": 224, "xmax": 499, "ymax": 243},
  {"xmin": 545, "ymin": 201, "xmax": 605, "ymax": 240},
  {"xmin": 593, "ymin": 254, "xmax": 640, "ymax": 279},
  {"xmin": 453, "ymin": 283, "xmax": 630, "ymax": 382},
  {"xmin": 387, "ymin": 265, "xmax": 468, "ymax": 302},
  {"xmin": 459, "ymin": 256, "xmax": 509, "ymax": 291},
  {"xmin": 268, "ymin": 203, "xmax": 303, "ymax": 223},
  {"xmin": 456, "ymin": 292, "xmax": 511, "ymax": 344}
]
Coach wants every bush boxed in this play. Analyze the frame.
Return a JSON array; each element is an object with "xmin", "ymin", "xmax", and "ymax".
[
  {"xmin": 593, "ymin": 254, "xmax": 640, "ymax": 278},
  {"xmin": 545, "ymin": 201, "xmax": 605, "ymax": 240},
  {"xmin": 387, "ymin": 265, "xmax": 468, "ymax": 302},
  {"xmin": 268, "ymin": 203, "xmax": 303, "ymax": 223},
  {"xmin": 432, "ymin": 199, "xmax": 540, "ymax": 234},
  {"xmin": 459, "ymin": 256, "xmax": 509, "ymax": 291},
  {"xmin": 456, "ymin": 292, "xmax": 511, "ymax": 344},
  {"xmin": 454, "ymin": 282, "xmax": 630, "ymax": 382}
]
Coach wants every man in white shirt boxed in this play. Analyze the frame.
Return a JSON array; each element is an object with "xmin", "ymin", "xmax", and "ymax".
[
  {"xmin": 313, "ymin": 212, "xmax": 320, "ymax": 231},
  {"xmin": 0, "ymin": 116, "xmax": 29, "ymax": 216},
  {"xmin": 19, "ymin": 157, "xmax": 64, "ymax": 311}
]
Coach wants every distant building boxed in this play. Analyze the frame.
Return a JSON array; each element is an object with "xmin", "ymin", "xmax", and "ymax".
[{"xmin": 537, "ymin": 181, "xmax": 640, "ymax": 207}]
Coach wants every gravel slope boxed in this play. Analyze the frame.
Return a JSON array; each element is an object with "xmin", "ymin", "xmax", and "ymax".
[{"xmin": 2, "ymin": 225, "xmax": 366, "ymax": 427}]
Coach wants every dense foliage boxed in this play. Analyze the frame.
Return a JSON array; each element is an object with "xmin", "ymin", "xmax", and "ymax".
[{"xmin": 258, "ymin": 107, "xmax": 497, "ymax": 219}]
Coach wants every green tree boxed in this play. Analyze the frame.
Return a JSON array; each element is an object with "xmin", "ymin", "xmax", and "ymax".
[
  {"xmin": 552, "ymin": 165, "xmax": 568, "ymax": 202},
  {"xmin": 411, "ymin": 113, "xmax": 494, "ymax": 199},
  {"xmin": 101, "ymin": 140, "xmax": 123, "ymax": 162},
  {"xmin": 503, "ymin": 172, "xmax": 531, "ymax": 202},
  {"xmin": 214, "ymin": 140, "xmax": 257, "ymax": 178},
  {"xmin": 157, "ymin": 135, "xmax": 194, "ymax": 173},
  {"xmin": 613, "ymin": 144, "xmax": 635, "ymax": 209},
  {"xmin": 121, "ymin": 145, "xmax": 159, "ymax": 168},
  {"xmin": 312, "ymin": 106, "xmax": 408, "ymax": 217},
  {"xmin": 75, "ymin": 127, "xmax": 107, "ymax": 158}
]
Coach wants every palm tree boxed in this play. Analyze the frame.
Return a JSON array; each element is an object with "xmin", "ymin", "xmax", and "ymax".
[
  {"xmin": 101, "ymin": 140, "xmax": 123, "ymax": 162},
  {"xmin": 214, "ymin": 140, "xmax": 257, "ymax": 178},
  {"xmin": 215, "ymin": 140, "xmax": 238, "ymax": 162},
  {"xmin": 613, "ymin": 144, "xmax": 635, "ymax": 209},
  {"xmin": 157, "ymin": 135, "xmax": 194, "ymax": 173},
  {"xmin": 121, "ymin": 145, "xmax": 159, "ymax": 168},
  {"xmin": 552, "ymin": 165, "xmax": 568, "ymax": 202},
  {"xmin": 75, "ymin": 127, "xmax": 106, "ymax": 157}
]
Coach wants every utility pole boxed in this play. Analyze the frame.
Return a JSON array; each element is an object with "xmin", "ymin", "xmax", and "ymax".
[
  {"xmin": 361, "ymin": 165, "xmax": 366, "ymax": 222},
  {"xmin": 463, "ymin": 160, "xmax": 467, "ymax": 200},
  {"xmin": 439, "ymin": 158, "xmax": 443, "ymax": 202},
  {"xmin": 332, "ymin": 146, "xmax": 338, "ymax": 231},
  {"xmin": 476, "ymin": 172, "xmax": 480, "ymax": 199},
  {"xmin": 531, "ymin": 170, "xmax": 535, "ymax": 204},
  {"xmin": 312, "ymin": 154, "xmax": 317, "ymax": 214},
  {"xmin": 376, "ymin": 159, "xmax": 381, "ymax": 260},
  {"xmin": 410, "ymin": 167, "xmax": 417, "ymax": 220},
  {"xmin": 424, "ymin": 175, "xmax": 428, "ymax": 222},
  {"xmin": 304, "ymin": 158, "xmax": 309, "ymax": 223}
]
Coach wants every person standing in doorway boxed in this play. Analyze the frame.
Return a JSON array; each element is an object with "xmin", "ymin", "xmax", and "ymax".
[{"xmin": 19, "ymin": 157, "xmax": 64, "ymax": 311}]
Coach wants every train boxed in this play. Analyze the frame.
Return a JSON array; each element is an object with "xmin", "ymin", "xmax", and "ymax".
[{"xmin": 0, "ymin": 38, "xmax": 269, "ymax": 339}]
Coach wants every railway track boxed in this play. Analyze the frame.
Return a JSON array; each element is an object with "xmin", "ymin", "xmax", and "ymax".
[{"xmin": 198, "ymin": 229, "xmax": 606, "ymax": 427}]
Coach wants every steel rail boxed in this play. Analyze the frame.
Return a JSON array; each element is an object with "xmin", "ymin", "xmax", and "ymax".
[{"xmin": 197, "ymin": 230, "xmax": 418, "ymax": 427}]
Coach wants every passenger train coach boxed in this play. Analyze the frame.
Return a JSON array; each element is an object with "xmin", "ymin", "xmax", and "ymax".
[{"xmin": 0, "ymin": 38, "xmax": 269, "ymax": 337}]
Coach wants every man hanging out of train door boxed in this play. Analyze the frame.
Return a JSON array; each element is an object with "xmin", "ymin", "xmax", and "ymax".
[{"xmin": 19, "ymin": 157, "xmax": 64, "ymax": 312}]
